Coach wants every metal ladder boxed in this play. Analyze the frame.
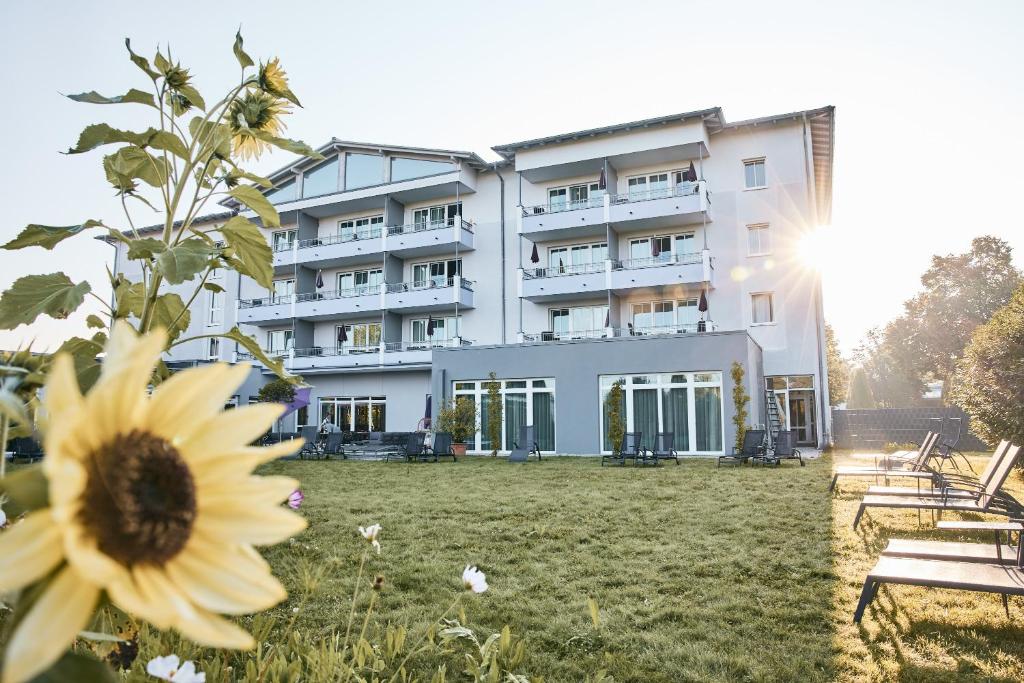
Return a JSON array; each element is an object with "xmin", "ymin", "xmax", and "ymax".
[{"xmin": 765, "ymin": 390, "xmax": 783, "ymax": 449}]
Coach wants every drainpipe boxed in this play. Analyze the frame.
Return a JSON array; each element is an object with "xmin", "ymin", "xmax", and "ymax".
[{"xmin": 492, "ymin": 162, "xmax": 507, "ymax": 343}]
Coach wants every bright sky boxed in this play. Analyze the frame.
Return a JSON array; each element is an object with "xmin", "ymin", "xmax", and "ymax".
[{"xmin": 1, "ymin": 0, "xmax": 1022, "ymax": 354}]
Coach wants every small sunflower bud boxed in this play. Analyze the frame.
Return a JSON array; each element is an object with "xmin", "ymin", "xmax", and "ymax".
[{"xmin": 372, "ymin": 575, "xmax": 385, "ymax": 591}]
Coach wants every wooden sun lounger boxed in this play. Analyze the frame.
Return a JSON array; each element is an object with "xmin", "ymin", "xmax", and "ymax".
[
  {"xmin": 829, "ymin": 433, "xmax": 940, "ymax": 491},
  {"xmin": 882, "ymin": 539, "xmax": 1019, "ymax": 565},
  {"xmin": 861, "ymin": 440, "xmax": 1011, "ymax": 498}
]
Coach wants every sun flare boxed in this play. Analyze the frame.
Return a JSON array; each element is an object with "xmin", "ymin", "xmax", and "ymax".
[{"xmin": 797, "ymin": 226, "xmax": 836, "ymax": 270}]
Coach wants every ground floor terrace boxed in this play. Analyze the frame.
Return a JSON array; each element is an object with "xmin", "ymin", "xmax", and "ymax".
[{"xmin": 141, "ymin": 452, "xmax": 1024, "ymax": 682}]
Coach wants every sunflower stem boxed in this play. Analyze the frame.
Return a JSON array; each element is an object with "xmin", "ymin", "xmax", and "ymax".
[
  {"xmin": 345, "ymin": 590, "xmax": 378, "ymax": 676},
  {"xmin": 0, "ymin": 415, "xmax": 8, "ymax": 478},
  {"xmin": 343, "ymin": 548, "xmax": 368, "ymax": 650},
  {"xmin": 386, "ymin": 596, "xmax": 462, "ymax": 683}
]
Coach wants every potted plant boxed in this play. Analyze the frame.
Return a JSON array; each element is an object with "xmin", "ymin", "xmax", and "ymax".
[{"xmin": 436, "ymin": 396, "xmax": 478, "ymax": 456}]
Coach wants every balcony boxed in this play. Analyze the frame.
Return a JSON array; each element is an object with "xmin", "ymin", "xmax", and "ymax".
[
  {"xmin": 386, "ymin": 219, "xmax": 475, "ymax": 259},
  {"xmin": 520, "ymin": 322, "xmax": 717, "ymax": 344},
  {"xmin": 607, "ymin": 181, "xmax": 710, "ymax": 233},
  {"xmin": 609, "ymin": 251, "xmax": 713, "ymax": 294},
  {"xmin": 237, "ymin": 295, "xmax": 293, "ymax": 325},
  {"xmin": 520, "ymin": 197, "xmax": 606, "ymax": 242},
  {"xmin": 289, "ymin": 226, "xmax": 386, "ymax": 270},
  {"xmin": 293, "ymin": 285, "xmax": 385, "ymax": 321},
  {"xmin": 385, "ymin": 277, "xmax": 475, "ymax": 313},
  {"xmin": 286, "ymin": 338, "xmax": 469, "ymax": 373},
  {"xmin": 520, "ymin": 261, "xmax": 607, "ymax": 302}
]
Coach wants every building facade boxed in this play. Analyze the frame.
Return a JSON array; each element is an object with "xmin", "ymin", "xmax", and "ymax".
[{"xmin": 116, "ymin": 106, "xmax": 835, "ymax": 455}]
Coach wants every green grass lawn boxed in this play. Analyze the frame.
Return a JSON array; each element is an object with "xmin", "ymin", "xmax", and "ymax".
[{"xmin": 246, "ymin": 452, "xmax": 1024, "ymax": 682}]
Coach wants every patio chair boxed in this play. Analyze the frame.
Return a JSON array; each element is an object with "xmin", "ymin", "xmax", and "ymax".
[
  {"xmin": 877, "ymin": 431, "xmax": 939, "ymax": 470},
  {"xmin": 298, "ymin": 425, "xmax": 323, "ymax": 459},
  {"xmin": 651, "ymin": 432, "xmax": 680, "ymax": 465},
  {"xmin": 852, "ymin": 443, "xmax": 1023, "ymax": 530},
  {"xmin": 509, "ymin": 425, "xmax": 541, "ymax": 463},
  {"xmin": 717, "ymin": 429, "xmax": 765, "ymax": 468},
  {"xmin": 854, "ymin": 521, "xmax": 1024, "ymax": 623},
  {"xmin": 864, "ymin": 440, "xmax": 1010, "ymax": 497},
  {"xmin": 829, "ymin": 432, "xmax": 942, "ymax": 491},
  {"xmin": 881, "ymin": 520, "xmax": 1023, "ymax": 566},
  {"xmin": 322, "ymin": 432, "xmax": 345, "ymax": 459},
  {"xmin": 393, "ymin": 432, "xmax": 429, "ymax": 462},
  {"xmin": 601, "ymin": 432, "xmax": 644, "ymax": 467},
  {"xmin": 426, "ymin": 432, "xmax": 457, "ymax": 462}
]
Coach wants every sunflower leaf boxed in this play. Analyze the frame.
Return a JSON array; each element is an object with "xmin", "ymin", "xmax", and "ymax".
[
  {"xmin": 149, "ymin": 293, "xmax": 190, "ymax": 341},
  {"xmin": 177, "ymin": 83, "xmax": 206, "ymax": 111},
  {"xmin": 126, "ymin": 237, "xmax": 166, "ymax": 260},
  {"xmin": 203, "ymin": 282, "xmax": 225, "ymax": 293},
  {"xmin": 226, "ymin": 167, "xmax": 273, "ymax": 188},
  {"xmin": 28, "ymin": 650, "xmax": 118, "ymax": 683},
  {"xmin": 103, "ymin": 146, "xmax": 167, "ymax": 188},
  {"xmin": 253, "ymin": 130, "xmax": 325, "ymax": 160},
  {"xmin": 228, "ymin": 185, "xmax": 280, "ymax": 228},
  {"xmin": 155, "ymin": 238, "xmax": 216, "ymax": 284},
  {"xmin": 220, "ymin": 216, "xmax": 273, "ymax": 288},
  {"xmin": 233, "ymin": 30, "xmax": 254, "ymax": 69},
  {"xmin": 0, "ymin": 389, "xmax": 30, "ymax": 429},
  {"xmin": 189, "ymin": 117, "xmax": 233, "ymax": 159},
  {"xmin": 57, "ymin": 335, "xmax": 105, "ymax": 393},
  {"xmin": 222, "ymin": 326, "xmax": 297, "ymax": 382},
  {"xmin": 68, "ymin": 124, "xmax": 189, "ymax": 161},
  {"xmin": 85, "ymin": 314, "xmax": 106, "ymax": 329},
  {"xmin": 125, "ymin": 38, "xmax": 160, "ymax": 80},
  {"xmin": 0, "ymin": 273, "xmax": 91, "ymax": 330},
  {"xmin": 113, "ymin": 280, "xmax": 145, "ymax": 320},
  {"xmin": 2, "ymin": 220, "xmax": 105, "ymax": 250},
  {"xmin": 66, "ymin": 88, "xmax": 155, "ymax": 108},
  {"xmin": 0, "ymin": 465, "xmax": 49, "ymax": 516}
]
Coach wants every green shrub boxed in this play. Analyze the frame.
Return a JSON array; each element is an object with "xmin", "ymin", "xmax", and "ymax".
[
  {"xmin": 257, "ymin": 377, "xmax": 297, "ymax": 404},
  {"xmin": 731, "ymin": 362, "xmax": 750, "ymax": 452},
  {"xmin": 436, "ymin": 397, "xmax": 478, "ymax": 445}
]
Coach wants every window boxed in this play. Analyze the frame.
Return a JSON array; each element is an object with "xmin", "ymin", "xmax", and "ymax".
[
  {"xmin": 207, "ymin": 338, "xmax": 220, "ymax": 360},
  {"xmin": 744, "ymin": 159, "xmax": 766, "ymax": 189},
  {"xmin": 412, "ymin": 202, "xmax": 462, "ymax": 230},
  {"xmin": 206, "ymin": 290, "xmax": 223, "ymax": 326},
  {"xmin": 302, "ymin": 156, "xmax": 339, "ymax": 197},
  {"xmin": 390, "ymin": 157, "xmax": 454, "ymax": 182},
  {"xmin": 751, "ymin": 292, "xmax": 775, "ymax": 324},
  {"xmin": 547, "ymin": 181, "xmax": 603, "ymax": 212},
  {"xmin": 411, "ymin": 315, "xmax": 461, "ymax": 345},
  {"xmin": 549, "ymin": 305, "xmax": 607, "ymax": 338},
  {"xmin": 627, "ymin": 232, "xmax": 697, "ymax": 264},
  {"xmin": 345, "ymin": 153, "xmax": 383, "ymax": 190},
  {"xmin": 265, "ymin": 179, "xmax": 296, "ymax": 204},
  {"xmin": 338, "ymin": 215, "xmax": 383, "ymax": 241},
  {"xmin": 336, "ymin": 322, "xmax": 381, "ymax": 351},
  {"xmin": 453, "ymin": 378, "xmax": 556, "ymax": 452},
  {"xmin": 627, "ymin": 172, "xmax": 670, "ymax": 200},
  {"xmin": 337, "ymin": 268, "xmax": 383, "ymax": 295},
  {"xmin": 630, "ymin": 298, "xmax": 700, "ymax": 333},
  {"xmin": 271, "ymin": 229, "xmax": 297, "ymax": 252},
  {"xmin": 546, "ymin": 242, "xmax": 606, "ymax": 274},
  {"xmin": 600, "ymin": 372, "xmax": 723, "ymax": 454},
  {"xmin": 267, "ymin": 329, "xmax": 294, "ymax": 354},
  {"xmin": 319, "ymin": 396, "xmax": 387, "ymax": 432},
  {"xmin": 747, "ymin": 224, "xmax": 771, "ymax": 256},
  {"xmin": 271, "ymin": 279, "xmax": 295, "ymax": 303},
  {"xmin": 412, "ymin": 259, "xmax": 461, "ymax": 287}
]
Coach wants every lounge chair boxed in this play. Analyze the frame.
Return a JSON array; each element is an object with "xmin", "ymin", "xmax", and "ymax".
[
  {"xmin": 864, "ymin": 440, "xmax": 1010, "ymax": 498},
  {"xmin": 322, "ymin": 432, "xmax": 345, "ymax": 459},
  {"xmin": 852, "ymin": 443, "xmax": 1023, "ymax": 529},
  {"xmin": 854, "ymin": 521, "xmax": 1024, "ymax": 622},
  {"xmin": 651, "ymin": 432, "xmax": 680, "ymax": 465},
  {"xmin": 396, "ymin": 432, "xmax": 431, "ymax": 462},
  {"xmin": 760, "ymin": 429, "xmax": 803, "ymax": 466},
  {"xmin": 717, "ymin": 429, "xmax": 765, "ymax": 467},
  {"xmin": 426, "ymin": 432, "xmax": 457, "ymax": 462},
  {"xmin": 874, "ymin": 431, "xmax": 938, "ymax": 469},
  {"xmin": 298, "ymin": 426, "xmax": 323, "ymax": 459},
  {"xmin": 829, "ymin": 432, "xmax": 941, "ymax": 491},
  {"xmin": 601, "ymin": 432, "xmax": 644, "ymax": 467},
  {"xmin": 509, "ymin": 425, "xmax": 541, "ymax": 463}
]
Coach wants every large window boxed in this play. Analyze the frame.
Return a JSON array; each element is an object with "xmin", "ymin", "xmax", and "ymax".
[
  {"xmin": 626, "ymin": 232, "xmax": 697, "ymax": 264},
  {"xmin": 336, "ymin": 322, "xmax": 381, "ymax": 351},
  {"xmin": 265, "ymin": 179, "xmax": 296, "ymax": 204},
  {"xmin": 266, "ymin": 329, "xmax": 294, "ymax": 354},
  {"xmin": 319, "ymin": 396, "xmax": 386, "ymax": 432},
  {"xmin": 339, "ymin": 215, "xmax": 383, "ymax": 241},
  {"xmin": 302, "ymin": 156, "xmax": 339, "ymax": 197},
  {"xmin": 271, "ymin": 229, "xmax": 297, "ymax": 252},
  {"xmin": 206, "ymin": 290, "xmax": 223, "ymax": 326},
  {"xmin": 411, "ymin": 315, "xmax": 461, "ymax": 345},
  {"xmin": 546, "ymin": 242, "xmax": 606, "ymax": 274},
  {"xmin": 452, "ymin": 378, "xmax": 556, "ymax": 453},
  {"xmin": 345, "ymin": 153, "xmax": 383, "ymax": 190},
  {"xmin": 337, "ymin": 268, "xmax": 383, "ymax": 295},
  {"xmin": 412, "ymin": 202, "xmax": 462, "ymax": 230},
  {"xmin": 600, "ymin": 372, "xmax": 723, "ymax": 453},
  {"xmin": 744, "ymin": 158, "xmax": 766, "ymax": 189},
  {"xmin": 751, "ymin": 292, "xmax": 775, "ymax": 325},
  {"xmin": 627, "ymin": 172, "xmax": 669, "ymax": 200},
  {"xmin": 271, "ymin": 278, "xmax": 295, "ymax": 303},
  {"xmin": 412, "ymin": 259, "xmax": 461, "ymax": 287},
  {"xmin": 766, "ymin": 376, "xmax": 817, "ymax": 446},
  {"xmin": 747, "ymin": 224, "xmax": 771, "ymax": 256},
  {"xmin": 391, "ymin": 157, "xmax": 454, "ymax": 182},
  {"xmin": 629, "ymin": 298, "xmax": 699, "ymax": 333},
  {"xmin": 550, "ymin": 304, "xmax": 607, "ymax": 338},
  {"xmin": 547, "ymin": 181, "xmax": 603, "ymax": 212}
]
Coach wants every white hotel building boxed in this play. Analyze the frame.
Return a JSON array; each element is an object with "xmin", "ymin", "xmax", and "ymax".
[{"xmin": 116, "ymin": 106, "xmax": 836, "ymax": 455}]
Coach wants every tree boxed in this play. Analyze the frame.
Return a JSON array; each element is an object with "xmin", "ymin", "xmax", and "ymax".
[
  {"xmin": 604, "ymin": 381, "xmax": 625, "ymax": 454},
  {"xmin": 0, "ymin": 33, "xmax": 321, "ymax": 392},
  {"xmin": 951, "ymin": 282, "xmax": 1024, "ymax": 450},
  {"xmin": 884, "ymin": 236, "xmax": 1021, "ymax": 398},
  {"xmin": 825, "ymin": 323, "xmax": 850, "ymax": 407},
  {"xmin": 436, "ymin": 396, "xmax": 478, "ymax": 445},
  {"xmin": 852, "ymin": 327, "xmax": 924, "ymax": 408},
  {"xmin": 485, "ymin": 371, "xmax": 502, "ymax": 455},
  {"xmin": 257, "ymin": 377, "xmax": 296, "ymax": 404},
  {"xmin": 730, "ymin": 362, "xmax": 750, "ymax": 452},
  {"xmin": 847, "ymin": 367, "xmax": 876, "ymax": 409}
]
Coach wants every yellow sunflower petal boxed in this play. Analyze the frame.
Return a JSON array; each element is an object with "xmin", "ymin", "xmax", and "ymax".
[
  {"xmin": 194, "ymin": 503, "xmax": 307, "ymax": 546},
  {"xmin": 86, "ymin": 322, "xmax": 167, "ymax": 439},
  {"xmin": 1, "ymin": 566, "xmax": 99, "ymax": 683},
  {"xmin": 107, "ymin": 570, "xmax": 176, "ymax": 630},
  {"xmin": 178, "ymin": 403, "xmax": 287, "ymax": 462},
  {"xmin": 191, "ymin": 440, "xmax": 304, "ymax": 484},
  {"xmin": 146, "ymin": 363, "xmax": 251, "ymax": 445},
  {"xmin": 40, "ymin": 353, "xmax": 83, "ymax": 425},
  {"xmin": 132, "ymin": 564, "xmax": 199, "ymax": 624},
  {"xmin": 199, "ymin": 476, "xmax": 299, "ymax": 509},
  {"xmin": 0, "ymin": 510, "xmax": 63, "ymax": 593},
  {"xmin": 61, "ymin": 521, "xmax": 128, "ymax": 586},
  {"xmin": 165, "ymin": 548, "xmax": 286, "ymax": 615},
  {"xmin": 41, "ymin": 454, "xmax": 86, "ymax": 515},
  {"xmin": 175, "ymin": 606, "xmax": 255, "ymax": 649}
]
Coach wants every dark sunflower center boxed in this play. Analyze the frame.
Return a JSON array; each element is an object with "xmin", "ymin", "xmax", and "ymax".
[{"xmin": 78, "ymin": 429, "xmax": 196, "ymax": 566}]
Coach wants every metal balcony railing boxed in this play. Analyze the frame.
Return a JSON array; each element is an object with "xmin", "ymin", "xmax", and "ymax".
[
  {"xmin": 608, "ymin": 181, "xmax": 703, "ymax": 205},
  {"xmin": 523, "ymin": 261, "xmax": 605, "ymax": 279},
  {"xmin": 522, "ymin": 328, "xmax": 611, "ymax": 342},
  {"xmin": 296, "ymin": 284, "xmax": 383, "ymax": 302},
  {"xmin": 387, "ymin": 217, "xmax": 474, "ymax": 236},
  {"xmin": 383, "ymin": 338, "xmax": 469, "ymax": 352},
  {"xmin": 297, "ymin": 227, "xmax": 383, "ymax": 249},
  {"xmin": 239, "ymin": 294, "xmax": 293, "ymax": 309},
  {"xmin": 521, "ymin": 195, "xmax": 605, "ymax": 216},
  {"xmin": 293, "ymin": 345, "xmax": 379, "ymax": 358},
  {"xmin": 613, "ymin": 322, "xmax": 716, "ymax": 337},
  {"xmin": 613, "ymin": 252, "xmax": 703, "ymax": 270},
  {"xmin": 385, "ymin": 278, "xmax": 474, "ymax": 293}
]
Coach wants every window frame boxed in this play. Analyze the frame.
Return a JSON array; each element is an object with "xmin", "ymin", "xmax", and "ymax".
[
  {"xmin": 743, "ymin": 158, "xmax": 767, "ymax": 190},
  {"xmin": 206, "ymin": 290, "xmax": 224, "ymax": 326},
  {"xmin": 747, "ymin": 224, "xmax": 771, "ymax": 256},
  {"xmin": 750, "ymin": 291, "xmax": 776, "ymax": 326}
]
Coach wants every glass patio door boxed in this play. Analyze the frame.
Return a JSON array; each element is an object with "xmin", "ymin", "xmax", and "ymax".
[{"xmin": 787, "ymin": 392, "xmax": 817, "ymax": 446}]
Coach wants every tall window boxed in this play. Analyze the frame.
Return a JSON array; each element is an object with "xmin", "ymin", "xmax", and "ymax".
[
  {"xmin": 630, "ymin": 298, "xmax": 699, "ymax": 333},
  {"xmin": 747, "ymin": 224, "xmax": 771, "ymax": 256},
  {"xmin": 271, "ymin": 278, "xmax": 294, "ymax": 303},
  {"xmin": 337, "ymin": 268, "xmax": 383, "ymax": 295},
  {"xmin": 207, "ymin": 338, "xmax": 220, "ymax": 360},
  {"xmin": 302, "ymin": 156, "xmax": 339, "ymax": 197},
  {"xmin": 751, "ymin": 292, "xmax": 775, "ymax": 324},
  {"xmin": 345, "ymin": 153, "xmax": 383, "ymax": 190},
  {"xmin": 412, "ymin": 202, "xmax": 462, "ymax": 229},
  {"xmin": 546, "ymin": 242, "xmax": 606, "ymax": 274},
  {"xmin": 412, "ymin": 259, "xmax": 461, "ymax": 287},
  {"xmin": 337, "ymin": 322, "xmax": 381, "ymax": 351},
  {"xmin": 266, "ymin": 329, "xmax": 293, "ymax": 354},
  {"xmin": 391, "ymin": 157, "xmax": 453, "ymax": 182},
  {"xmin": 600, "ymin": 372, "xmax": 723, "ymax": 453},
  {"xmin": 453, "ymin": 378, "xmax": 556, "ymax": 452},
  {"xmin": 550, "ymin": 305, "xmax": 607, "ymax": 337},
  {"xmin": 338, "ymin": 215, "xmax": 383, "ymax": 240},
  {"xmin": 320, "ymin": 396, "xmax": 386, "ymax": 432},
  {"xmin": 547, "ymin": 181, "xmax": 603, "ymax": 211},
  {"xmin": 206, "ymin": 290, "xmax": 223, "ymax": 326},
  {"xmin": 627, "ymin": 232, "xmax": 697, "ymax": 264},
  {"xmin": 627, "ymin": 172, "xmax": 670, "ymax": 200},
  {"xmin": 744, "ymin": 159, "xmax": 766, "ymax": 189},
  {"xmin": 271, "ymin": 229, "xmax": 297, "ymax": 252},
  {"xmin": 412, "ymin": 315, "xmax": 461, "ymax": 345}
]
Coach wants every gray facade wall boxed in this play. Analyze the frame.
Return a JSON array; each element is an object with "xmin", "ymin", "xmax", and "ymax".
[{"xmin": 431, "ymin": 330, "xmax": 762, "ymax": 455}]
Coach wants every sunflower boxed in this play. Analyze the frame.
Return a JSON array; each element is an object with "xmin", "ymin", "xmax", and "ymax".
[
  {"xmin": 0, "ymin": 322, "xmax": 306, "ymax": 683},
  {"xmin": 228, "ymin": 90, "xmax": 290, "ymax": 161},
  {"xmin": 258, "ymin": 58, "xmax": 301, "ymax": 107}
]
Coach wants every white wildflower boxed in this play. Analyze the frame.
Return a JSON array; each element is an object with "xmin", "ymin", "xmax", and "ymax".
[
  {"xmin": 146, "ymin": 654, "xmax": 205, "ymax": 682},
  {"xmin": 462, "ymin": 565, "xmax": 488, "ymax": 594}
]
